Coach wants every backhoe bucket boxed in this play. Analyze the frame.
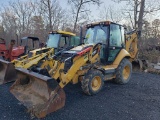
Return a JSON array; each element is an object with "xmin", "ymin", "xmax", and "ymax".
[
  {"xmin": 132, "ymin": 59, "xmax": 149, "ymax": 71},
  {"xmin": 10, "ymin": 68, "xmax": 66, "ymax": 118},
  {"xmin": 132, "ymin": 59, "xmax": 143, "ymax": 71},
  {"xmin": 0, "ymin": 59, "xmax": 16, "ymax": 84}
]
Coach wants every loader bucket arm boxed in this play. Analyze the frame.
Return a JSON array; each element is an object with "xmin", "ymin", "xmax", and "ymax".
[
  {"xmin": 13, "ymin": 48, "xmax": 54, "ymax": 68},
  {"xmin": 30, "ymin": 46, "xmax": 75, "ymax": 77},
  {"xmin": 0, "ymin": 49, "xmax": 54, "ymax": 85},
  {"xmin": 59, "ymin": 43, "xmax": 101, "ymax": 88},
  {"xmin": 32, "ymin": 46, "xmax": 75, "ymax": 77},
  {"xmin": 10, "ymin": 68, "xmax": 65, "ymax": 118}
]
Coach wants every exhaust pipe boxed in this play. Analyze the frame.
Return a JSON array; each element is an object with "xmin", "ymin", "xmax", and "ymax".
[{"xmin": 10, "ymin": 68, "xmax": 66, "ymax": 118}]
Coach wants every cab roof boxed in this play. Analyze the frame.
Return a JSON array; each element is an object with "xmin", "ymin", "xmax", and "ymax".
[
  {"xmin": 21, "ymin": 37, "xmax": 39, "ymax": 41},
  {"xmin": 49, "ymin": 30, "xmax": 76, "ymax": 36},
  {"xmin": 86, "ymin": 21, "xmax": 123, "ymax": 27}
]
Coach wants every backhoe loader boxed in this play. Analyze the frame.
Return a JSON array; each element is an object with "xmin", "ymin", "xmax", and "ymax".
[
  {"xmin": 0, "ymin": 31, "xmax": 80, "ymax": 84},
  {"xmin": 10, "ymin": 21, "xmax": 140, "ymax": 118}
]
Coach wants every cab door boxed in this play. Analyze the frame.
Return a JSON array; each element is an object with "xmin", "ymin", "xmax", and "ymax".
[
  {"xmin": 58, "ymin": 35, "xmax": 70, "ymax": 49},
  {"xmin": 107, "ymin": 24, "xmax": 125, "ymax": 64}
]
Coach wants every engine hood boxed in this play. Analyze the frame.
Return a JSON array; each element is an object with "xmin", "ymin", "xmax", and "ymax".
[
  {"xmin": 12, "ymin": 46, "xmax": 24, "ymax": 51},
  {"xmin": 11, "ymin": 46, "xmax": 25, "ymax": 56},
  {"xmin": 29, "ymin": 47, "xmax": 50, "ymax": 54},
  {"xmin": 71, "ymin": 44, "xmax": 94, "ymax": 51}
]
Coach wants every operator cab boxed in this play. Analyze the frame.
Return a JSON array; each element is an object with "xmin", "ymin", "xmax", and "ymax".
[
  {"xmin": 46, "ymin": 31, "xmax": 80, "ymax": 53},
  {"xmin": 21, "ymin": 37, "xmax": 40, "ymax": 54},
  {"xmin": 84, "ymin": 21, "xmax": 125, "ymax": 65}
]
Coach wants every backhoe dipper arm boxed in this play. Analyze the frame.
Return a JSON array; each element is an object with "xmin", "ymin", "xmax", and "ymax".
[{"xmin": 125, "ymin": 30, "xmax": 139, "ymax": 60}]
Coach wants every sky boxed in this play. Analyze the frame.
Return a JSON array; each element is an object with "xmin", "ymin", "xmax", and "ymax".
[
  {"xmin": 58, "ymin": 0, "xmax": 123, "ymax": 20},
  {"xmin": 0, "ymin": 0, "xmax": 159, "ymax": 24},
  {"xmin": 0, "ymin": 0, "xmax": 124, "ymax": 20}
]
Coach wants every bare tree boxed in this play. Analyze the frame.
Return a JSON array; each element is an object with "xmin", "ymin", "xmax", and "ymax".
[
  {"xmin": 40, "ymin": 0, "xmax": 52, "ymax": 31},
  {"xmin": 68, "ymin": 0, "xmax": 101, "ymax": 32},
  {"xmin": 99, "ymin": 5, "xmax": 123, "ymax": 23},
  {"xmin": 0, "ymin": 7, "xmax": 18, "ymax": 44},
  {"xmin": 152, "ymin": 19, "xmax": 160, "ymax": 38},
  {"xmin": 30, "ymin": 16, "xmax": 46, "ymax": 42},
  {"xmin": 39, "ymin": 0, "xmax": 65, "ymax": 31},
  {"xmin": 113, "ymin": 0, "xmax": 160, "ymax": 31},
  {"xmin": 8, "ymin": 0, "xmax": 35, "ymax": 39},
  {"xmin": 138, "ymin": 0, "xmax": 145, "ymax": 31}
]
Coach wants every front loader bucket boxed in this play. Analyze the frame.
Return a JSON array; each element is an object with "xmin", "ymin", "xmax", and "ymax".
[
  {"xmin": 0, "ymin": 59, "xmax": 16, "ymax": 84},
  {"xmin": 10, "ymin": 68, "xmax": 66, "ymax": 118}
]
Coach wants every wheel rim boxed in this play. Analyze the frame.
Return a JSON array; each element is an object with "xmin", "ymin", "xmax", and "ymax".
[
  {"xmin": 91, "ymin": 76, "xmax": 101, "ymax": 91},
  {"xmin": 123, "ymin": 65, "xmax": 130, "ymax": 80}
]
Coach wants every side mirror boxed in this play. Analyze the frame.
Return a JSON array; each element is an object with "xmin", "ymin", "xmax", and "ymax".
[{"xmin": 123, "ymin": 25, "xmax": 127, "ymax": 30}]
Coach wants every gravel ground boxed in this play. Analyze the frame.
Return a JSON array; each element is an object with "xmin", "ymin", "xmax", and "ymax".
[{"xmin": 0, "ymin": 72, "xmax": 160, "ymax": 120}]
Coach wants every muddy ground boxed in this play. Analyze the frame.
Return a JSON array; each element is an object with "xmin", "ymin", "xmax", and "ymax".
[{"xmin": 0, "ymin": 72, "xmax": 160, "ymax": 120}]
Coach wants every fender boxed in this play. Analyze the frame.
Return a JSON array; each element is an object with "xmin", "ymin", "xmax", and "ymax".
[{"xmin": 113, "ymin": 49, "xmax": 131, "ymax": 67}]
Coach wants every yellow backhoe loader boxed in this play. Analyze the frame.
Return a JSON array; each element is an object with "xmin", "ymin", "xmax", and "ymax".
[
  {"xmin": 10, "ymin": 21, "xmax": 140, "ymax": 118},
  {"xmin": 0, "ymin": 31, "xmax": 80, "ymax": 84}
]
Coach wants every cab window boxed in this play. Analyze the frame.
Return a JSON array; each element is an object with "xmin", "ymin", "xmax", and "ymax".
[
  {"xmin": 70, "ymin": 36, "xmax": 80, "ymax": 46},
  {"xmin": 59, "ymin": 36, "xmax": 69, "ymax": 48},
  {"xmin": 110, "ymin": 24, "xmax": 122, "ymax": 47},
  {"xmin": 96, "ymin": 29, "xmax": 107, "ymax": 43}
]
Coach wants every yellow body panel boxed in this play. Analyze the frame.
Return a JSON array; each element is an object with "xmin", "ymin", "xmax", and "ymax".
[
  {"xmin": 100, "ymin": 49, "xmax": 130, "ymax": 70},
  {"xmin": 29, "ymin": 47, "xmax": 51, "ymax": 56},
  {"xmin": 50, "ymin": 30, "xmax": 76, "ymax": 36},
  {"xmin": 12, "ymin": 48, "xmax": 54, "ymax": 68},
  {"xmin": 113, "ymin": 49, "xmax": 130, "ymax": 66},
  {"xmin": 125, "ymin": 32, "xmax": 138, "ymax": 59}
]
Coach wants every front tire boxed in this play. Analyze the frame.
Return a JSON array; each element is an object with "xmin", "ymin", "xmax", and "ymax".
[
  {"xmin": 81, "ymin": 70, "xmax": 104, "ymax": 95},
  {"xmin": 114, "ymin": 58, "xmax": 132, "ymax": 84}
]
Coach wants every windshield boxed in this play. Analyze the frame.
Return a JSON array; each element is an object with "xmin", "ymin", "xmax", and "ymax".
[
  {"xmin": 46, "ymin": 34, "xmax": 60, "ymax": 48},
  {"xmin": 21, "ymin": 39, "xmax": 28, "ymax": 46},
  {"xmin": 33, "ymin": 40, "xmax": 39, "ymax": 49},
  {"xmin": 21, "ymin": 38, "xmax": 39, "ymax": 49},
  {"xmin": 84, "ymin": 25, "xmax": 109, "ymax": 44}
]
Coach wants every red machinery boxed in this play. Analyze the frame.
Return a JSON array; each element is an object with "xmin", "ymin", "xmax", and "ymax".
[
  {"xmin": 0, "ymin": 37, "xmax": 40, "ymax": 61},
  {"xmin": 0, "ymin": 38, "xmax": 7, "ymax": 58}
]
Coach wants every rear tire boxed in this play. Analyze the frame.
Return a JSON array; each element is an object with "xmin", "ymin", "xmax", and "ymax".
[
  {"xmin": 81, "ymin": 70, "xmax": 104, "ymax": 95},
  {"xmin": 114, "ymin": 58, "xmax": 132, "ymax": 84}
]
